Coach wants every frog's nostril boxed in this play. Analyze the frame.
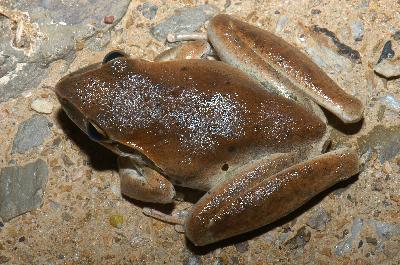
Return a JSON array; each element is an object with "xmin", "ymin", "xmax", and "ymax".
[{"xmin": 103, "ymin": 50, "xmax": 128, "ymax": 64}]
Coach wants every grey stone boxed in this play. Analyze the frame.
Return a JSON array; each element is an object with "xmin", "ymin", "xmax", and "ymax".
[
  {"xmin": 0, "ymin": 0, "xmax": 131, "ymax": 102},
  {"xmin": 379, "ymin": 94, "xmax": 400, "ymax": 111},
  {"xmin": 351, "ymin": 20, "xmax": 364, "ymax": 41},
  {"xmin": 368, "ymin": 220, "xmax": 400, "ymax": 240},
  {"xmin": 12, "ymin": 115, "xmax": 50, "ymax": 154},
  {"xmin": 383, "ymin": 240, "xmax": 400, "ymax": 258},
  {"xmin": 275, "ymin": 15, "xmax": 288, "ymax": 33},
  {"xmin": 150, "ymin": 5, "xmax": 219, "ymax": 41},
  {"xmin": 334, "ymin": 218, "xmax": 364, "ymax": 256},
  {"xmin": 184, "ymin": 255, "xmax": 202, "ymax": 265},
  {"xmin": 374, "ymin": 59, "xmax": 400, "ymax": 78},
  {"xmin": 0, "ymin": 159, "xmax": 48, "ymax": 221},
  {"xmin": 285, "ymin": 226, "xmax": 311, "ymax": 250},
  {"xmin": 137, "ymin": 2, "xmax": 158, "ymax": 20},
  {"xmin": 234, "ymin": 241, "xmax": 249, "ymax": 253},
  {"xmin": 357, "ymin": 125, "xmax": 400, "ymax": 163},
  {"xmin": 306, "ymin": 207, "xmax": 331, "ymax": 231}
]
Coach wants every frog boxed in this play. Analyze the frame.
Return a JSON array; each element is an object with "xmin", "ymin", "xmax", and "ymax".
[{"xmin": 55, "ymin": 14, "xmax": 363, "ymax": 246}]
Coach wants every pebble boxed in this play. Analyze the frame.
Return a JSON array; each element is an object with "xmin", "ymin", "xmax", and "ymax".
[
  {"xmin": 109, "ymin": 214, "xmax": 124, "ymax": 228},
  {"xmin": 334, "ymin": 218, "xmax": 364, "ymax": 256},
  {"xmin": 351, "ymin": 20, "xmax": 364, "ymax": 41},
  {"xmin": 312, "ymin": 25, "xmax": 362, "ymax": 64},
  {"xmin": 383, "ymin": 240, "xmax": 400, "ymax": 258},
  {"xmin": 150, "ymin": 5, "xmax": 219, "ymax": 41},
  {"xmin": 184, "ymin": 255, "xmax": 202, "ymax": 265},
  {"xmin": 285, "ymin": 226, "xmax": 311, "ymax": 250},
  {"xmin": 392, "ymin": 30, "xmax": 400, "ymax": 41},
  {"xmin": 0, "ymin": 159, "xmax": 49, "ymax": 221},
  {"xmin": 11, "ymin": 115, "xmax": 51, "ymax": 154},
  {"xmin": 234, "ymin": 241, "xmax": 249, "ymax": 253},
  {"xmin": 0, "ymin": 255, "xmax": 11, "ymax": 264},
  {"xmin": 137, "ymin": 2, "xmax": 158, "ymax": 20},
  {"xmin": 380, "ymin": 94, "xmax": 400, "ymax": 111},
  {"xmin": 377, "ymin": 41, "xmax": 395, "ymax": 64},
  {"xmin": 275, "ymin": 15, "xmax": 288, "ymax": 33},
  {"xmin": 104, "ymin": 15, "xmax": 115, "ymax": 24},
  {"xmin": 61, "ymin": 212, "xmax": 73, "ymax": 222},
  {"xmin": 374, "ymin": 59, "xmax": 400, "ymax": 78},
  {"xmin": 368, "ymin": 220, "xmax": 400, "ymax": 240},
  {"xmin": 306, "ymin": 208, "xmax": 331, "ymax": 231},
  {"xmin": 30, "ymin": 98, "xmax": 53, "ymax": 114},
  {"xmin": 365, "ymin": 237, "xmax": 377, "ymax": 245}
]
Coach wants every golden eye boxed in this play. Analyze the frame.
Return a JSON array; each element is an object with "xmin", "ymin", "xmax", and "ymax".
[{"xmin": 87, "ymin": 121, "xmax": 108, "ymax": 141}]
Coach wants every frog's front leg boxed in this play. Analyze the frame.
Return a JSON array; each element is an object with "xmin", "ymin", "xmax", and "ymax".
[
  {"xmin": 185, "ymin": 148, "xmax": 359, "ymax": 246},
  {"xmin": 118, "ymin": 157, "xmax": 175, "ymax": 203}
]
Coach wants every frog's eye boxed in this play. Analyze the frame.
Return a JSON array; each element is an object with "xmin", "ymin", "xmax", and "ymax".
[
  {"xmin": 102, "ymin": 50, "xmax": 127, "ymax": 64},
  {"xmin": 87, "ymin": 121, "xmax": 108, "ymax": 141}
]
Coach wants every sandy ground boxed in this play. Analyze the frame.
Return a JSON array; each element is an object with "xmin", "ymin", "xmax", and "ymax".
[{"xmin": 1, "ymin": 0, "xmax": 400, "ymax": 264}]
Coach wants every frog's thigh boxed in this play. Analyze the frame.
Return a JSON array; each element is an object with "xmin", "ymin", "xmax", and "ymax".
[
  {"xmin": 154, "ymin": 40, "xmax": 211, "ymax": 61},
  {"xmin": 118, "ymin": 156, "xmax": 175, "ymax": 204},
  {"xmin": 185, "ymin": 148, "xmax": 359, "ymax": 246}
]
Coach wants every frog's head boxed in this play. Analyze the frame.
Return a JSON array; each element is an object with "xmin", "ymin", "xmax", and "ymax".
[{"xmin": 55, "ymin": 51, "xmax": 132, "ymax": 147}]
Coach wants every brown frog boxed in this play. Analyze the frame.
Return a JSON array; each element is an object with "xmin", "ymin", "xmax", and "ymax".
[{"xmin": 55, "ymin": 14, "xmax": 363, "ymax": 246}]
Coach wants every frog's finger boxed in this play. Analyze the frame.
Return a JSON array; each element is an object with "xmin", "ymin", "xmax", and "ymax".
[{"xmin": 185, "ymin": 148, "xmax": 359, "ymax": 246}]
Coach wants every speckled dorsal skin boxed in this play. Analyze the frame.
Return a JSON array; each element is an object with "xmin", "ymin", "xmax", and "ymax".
[
  {"xmin": 56, "ymin": 58, "xmax": 326, "ymax": 190},
  {"xmin": 208, "ymin": 14, "xmax": 364, "ymax": 123}
]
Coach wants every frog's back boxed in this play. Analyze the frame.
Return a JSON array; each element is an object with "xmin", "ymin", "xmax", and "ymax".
[{"xmin": 68, "ymin": 58, "xmax": 326, "ymax": 189}]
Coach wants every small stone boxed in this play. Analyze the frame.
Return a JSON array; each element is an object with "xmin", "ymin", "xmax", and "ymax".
[
  {"xmin": 368, "ymin": 220, "xmax": 400, "ymax": 240},
  {"xmin": 234, "ymin": 241, "xmax": 249, "ymax": 253},
  {"xmin": 137, "ymin": 2, "xmax": 158, "ymax": 20},
  {"xmin": 275, "ymin": 16, "xmax": 288, "ymax": 33},
  {"xmin": 109, "ymin": 214, "xmax": 124, "ymax": 228},
  {"xmin": 150, "ymin": 5, "xmax": 219, "ymax": 41},
  {"xmin": 378, "ymin": 41, "xmax": 395, "ymax": 64},
  {"xmin": 12, "ymin": 115, "xmax": 51, "ymax": 154},
  {"xmin": 392, "ymin": 30, "xmax": 400, "ymax": 41},
  {"xmin": 0, "ymin": 255, "xmax": 11, "ymax": 264},
  {"xmin": 312, "ymin": 25, "xmax": 362, "ymax": 64},
  {"xmin": 61, "ymin": 212, "xmax": 73, "ymax": 222},
  {"xmin": 358, "ymin": 240, "xmax": 363, "ymax": 248},
  {"xmin": 351, "ymin": 20, "xmax": 364, "ymax": 41},
  {"xmin": 31, "ymin": 98, "xmax": 53, "ymax": 114},
  {"xmin": 374, "ymin": 59, "xmax": 400, "ymax": 78},
  {"xmin": 285, "ymin": 226, "xmax": 311, "ymax": 250},
  {"xmin": 104, "ymin": 16, "xmax": 115, "ymax": 24},
  {"xmin": 184, "ymin": 255, "xmax": 202, "ymax": 265},
  {"xmin": 366, "ymin": 237, "xmax": 377, "ymax": 245},
  {"xmin": 383, "ymin": 240, "xmax": 400, "ymax": 258},
  {"xmin": 224, "ymin": 0, "xmax": 232, "ymax": 9},
  {"xmin": 383, "ymin": 161, "xmax": 392, "ymax": 174},
  {"xmin": 379, "ymin": 95, "xmax": 400, "ymax": 111},
  {"xmin": 306, "ymin": 208, "xmax": 331, "ymax": 231},
  {"xmin": 311, "ymin": 9, "xmax": 321, "ymax": 15},
  {"xmin": 0, "ymin": 159, "xmax": 49, "ymax": 221},
  {"xmin": 334, "ymin": 218, "xmax": 364, "ymax": 256}
]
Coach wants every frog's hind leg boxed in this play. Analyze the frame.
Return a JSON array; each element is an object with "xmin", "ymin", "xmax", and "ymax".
[
  {"xmin": 185, "ymin": 148, "xmax": 359, "ymax": 246},
  {"xmin": 118, "ymin": 156, "xmax": 176, "ymax": 204}
]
